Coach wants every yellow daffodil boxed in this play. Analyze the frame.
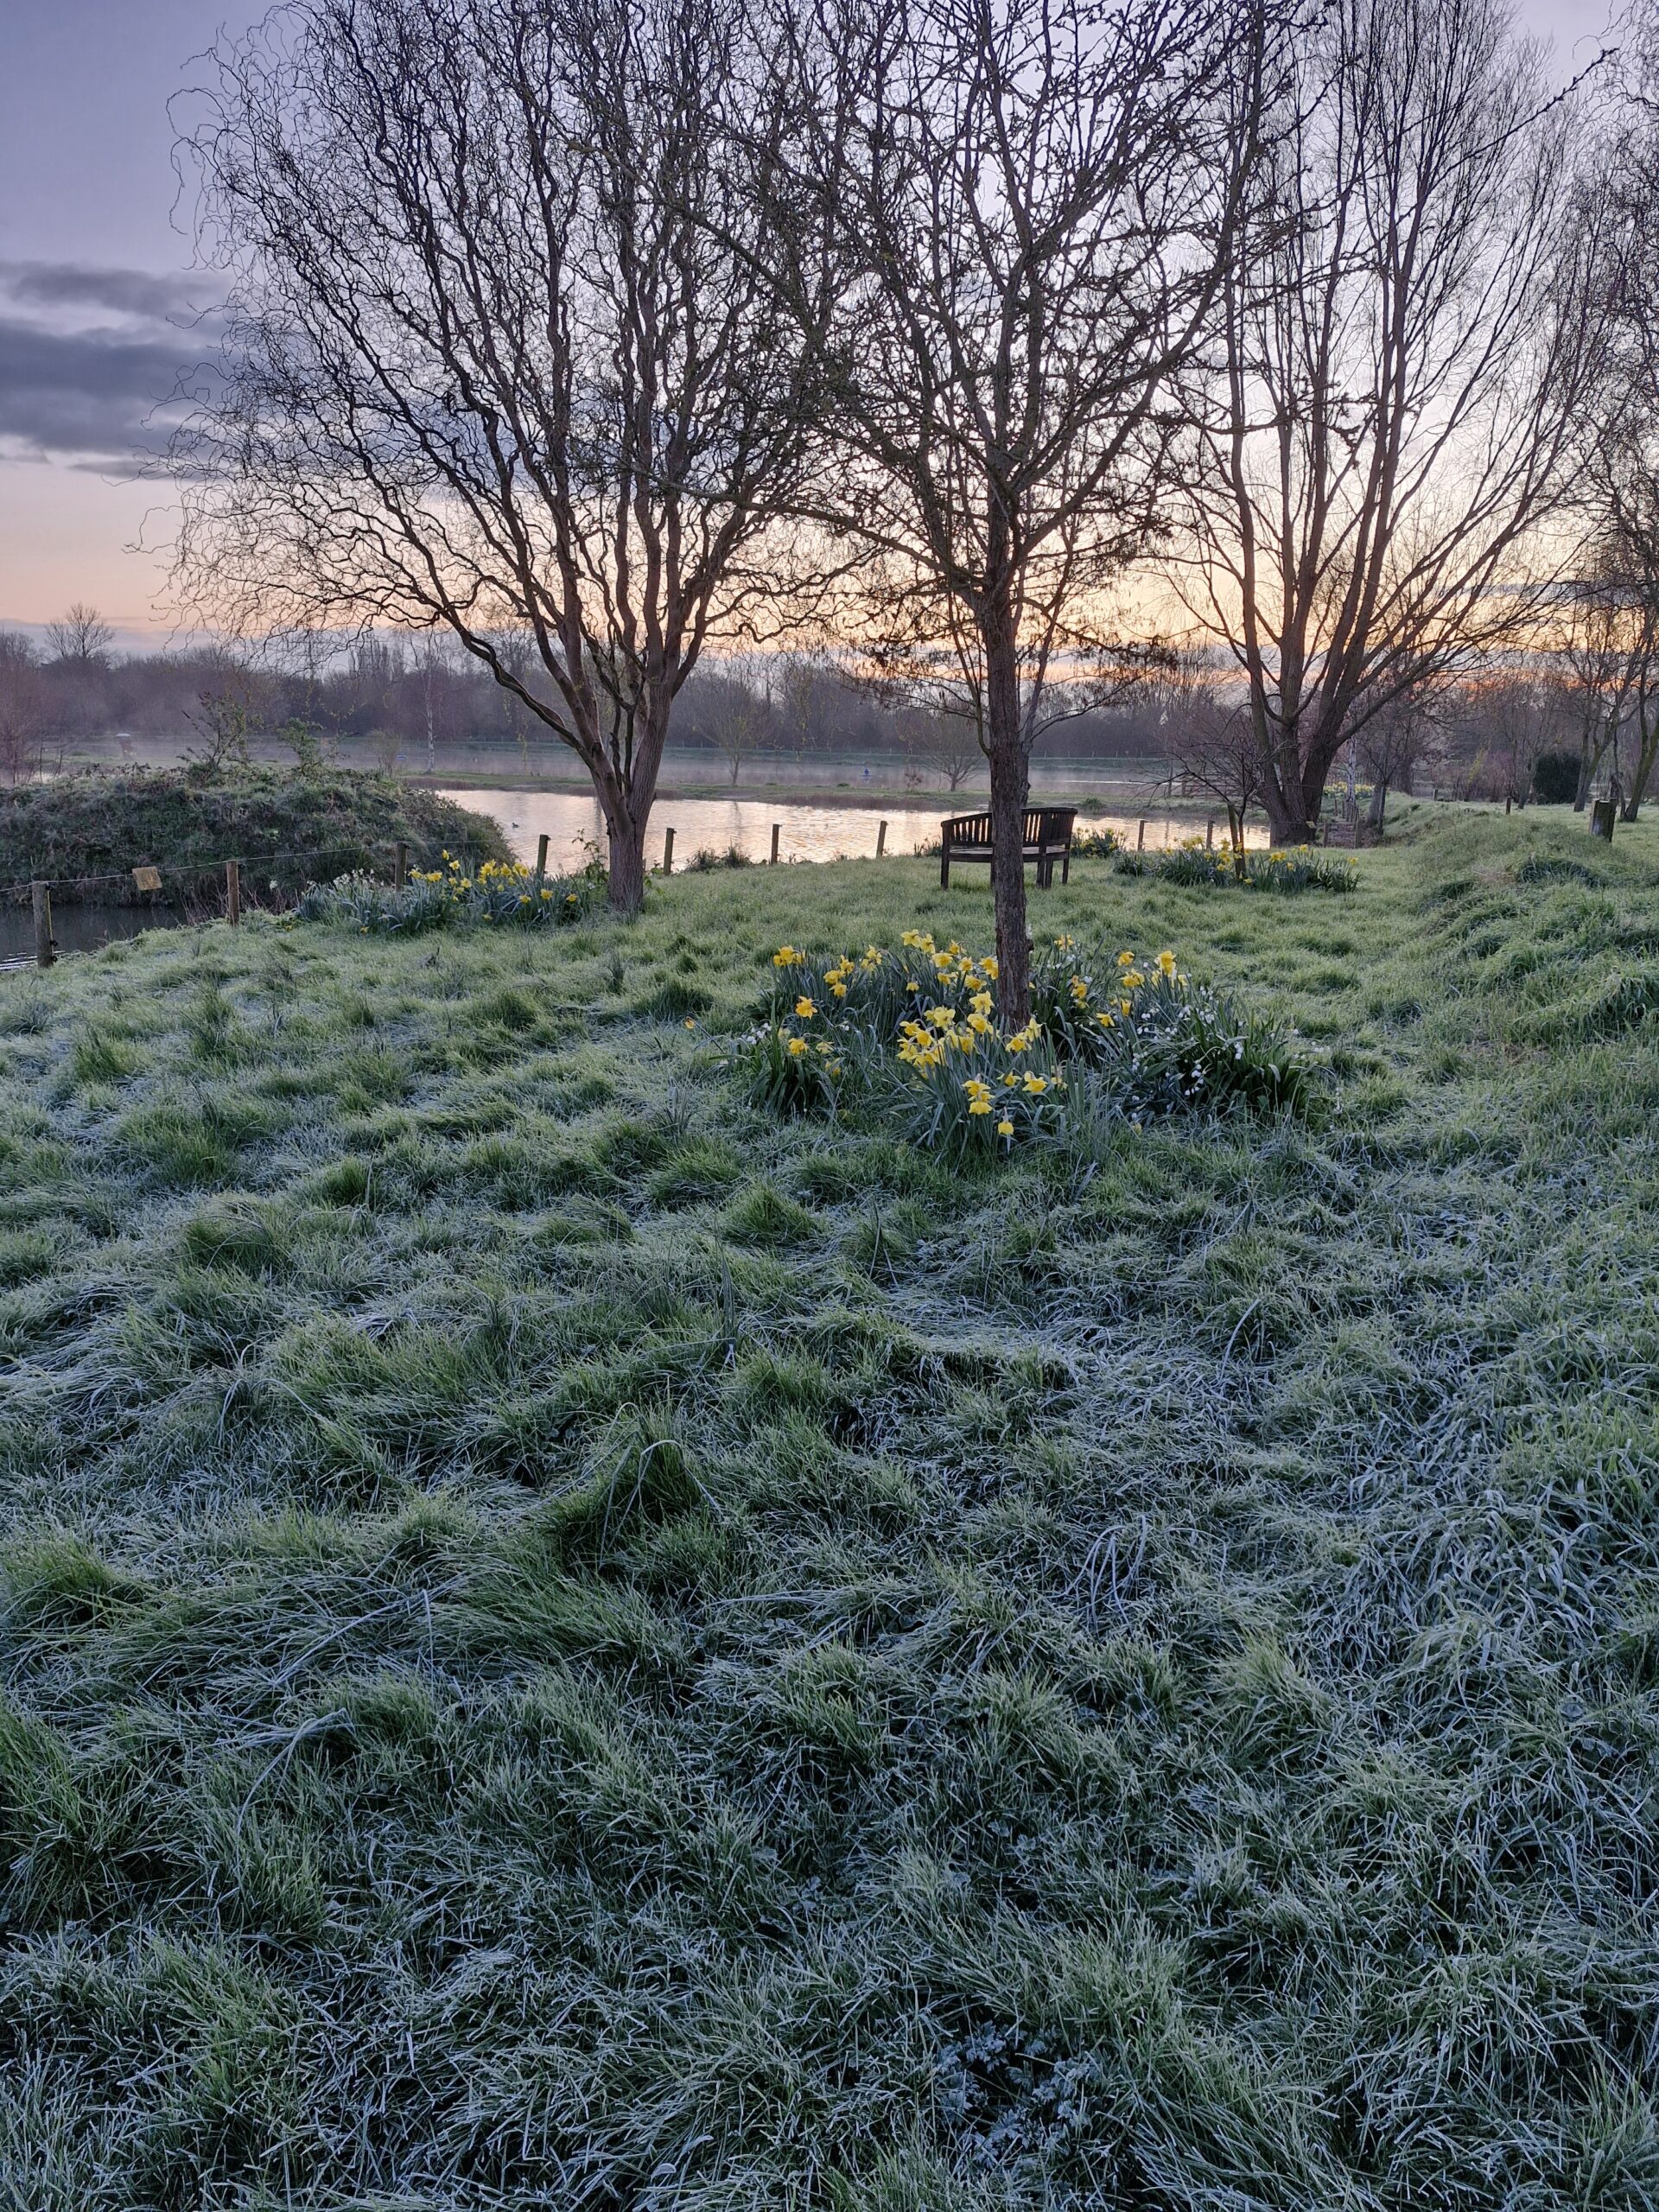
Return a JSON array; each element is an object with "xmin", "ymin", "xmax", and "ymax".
[
  {"xmin": 795, "ymin": 996, "xmax": 817, "ymax": 1019},
  {"xmin": 1023, "ymin": 1073, "xmax": 1048, "ymax": 1095},
  {"xmin": 996, "ymin": 1117, "xmax": 1014, "ymax": 1137},
  {"xmin": 786, "ymin": 1037, "xmax": 808, "ymax": 1058}
]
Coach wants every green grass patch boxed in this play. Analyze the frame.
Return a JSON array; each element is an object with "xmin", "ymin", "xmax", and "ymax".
[{"xmin": 2, "ymin": 810, "xmax": 1658, "ymax": 2206}]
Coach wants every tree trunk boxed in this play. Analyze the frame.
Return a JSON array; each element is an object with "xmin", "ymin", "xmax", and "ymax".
[
  {"xmin": 982, "ymin": 594, "xmax": 1030, "ymax": 1024},
  {"xmin": 1261, "ymin": 778, "xmax": 1317, "ymax": 846},
  {"xmin": 606, "ymin": 807, "xmax": 648, "ymax": 913}
]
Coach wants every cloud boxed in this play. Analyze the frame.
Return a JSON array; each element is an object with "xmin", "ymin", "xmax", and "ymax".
[
  {"xmin": 0, "ymin": 261, "xmax": 208, "ymax": 325},
  {"xmin": 0, "ymin": 261, "xmax": 224, "ymax": 473},
  {"xmin": 0, "ymin": 318, "xmax": 214, "ymax": 470}
]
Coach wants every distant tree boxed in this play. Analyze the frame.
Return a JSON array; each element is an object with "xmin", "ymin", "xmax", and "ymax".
[
  {"xmin": 44, "ymin": 603, "xmax": 115, "ymax": 669},
  {"xmin": 1155, "ymin": 644, "xmax": 1260, "ymax": 835},
  {"xmin": 1553, "ymin": 552, "xmax": 1649, "ymax": 810},
  {"xmin": 699, "ymin": 653, "xmax": 777, "ymax": 785},
  {"xmin": 1176, "ymin": 0, "xmax": 1604, "ymax": 844},
  {"xmin": 899, "ymin": 702, "xmax": 980, "ymax": 792},
  {"xmin": 1357, "ymin": 689, "xmax": 1440, "ymax": 829},
  {"xmin": 181, "ymin": 646, "xmax": 265, "ymax": 777},
  {"xmin": 174, "ymin": 0, "xmax": 836, "ymax": 911},
  {"xmin": 0, "ymin": 633, "xmax": 48, "ymax": 784},
  {"xmin": 1574, "ymin": 15, "xmax": 1659, "ymax": 821}
]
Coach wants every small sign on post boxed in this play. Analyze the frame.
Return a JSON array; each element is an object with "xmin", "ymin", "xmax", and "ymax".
[
  {"xmin": 226, "ymin": 859, "xmax": 241, "ymax": 925},
  {"xmin": 31, "ymin": 882, "xmax": 54, "ymax": 969},
  {"xmin": 131, "ymin": 865, "xmax": 162, "ymax": 893},
  {"xmin": 663, "ymin": 826, "xmax": 675, "ymax": 874}
]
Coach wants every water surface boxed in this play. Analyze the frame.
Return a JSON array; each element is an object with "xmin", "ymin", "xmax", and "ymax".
[{"xmin": 438, "ymin": 789, "xmax": 1266, "ymax": 871}]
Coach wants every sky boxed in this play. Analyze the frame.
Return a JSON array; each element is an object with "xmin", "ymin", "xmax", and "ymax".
[{"xmin": 0, "ymin": 0, "xmax": 1629, "ymax": 647}]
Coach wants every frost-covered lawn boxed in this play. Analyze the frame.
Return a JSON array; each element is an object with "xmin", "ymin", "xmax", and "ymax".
[{"xmin": 4, "ymin": 806, "xmax": 1659, "ymax": 2208}]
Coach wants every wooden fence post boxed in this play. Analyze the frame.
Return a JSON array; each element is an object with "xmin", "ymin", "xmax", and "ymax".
[
  {"xmin": 226, "ymin": 859, "xmax": 240, "ymax": 925},
  {"xmin": 31, "ymin": 882, "xmax": 54, "ymax": 969},
  {"xmin": 1136, "ymin": 820, "xmax": 1146, "ymax": 851},
  {"xmin": 770, "ymin": 823, "xmax": 781, "ymax": 866},
  {"xmin": 1205, "ymin": 817, "xmax": 1215, "ymax": 849},
  {"xmin": 534, "ymin": 832, "xmax": 549, "ymax": 888},
  {"xmin": 876, "ymin": 818, "xmax": 887, "ymax": 857},
  {"xmin": 394, "ymin": 840, "xmax": 410, "ymax": 889},
  {"xmin": 663, "ymin": 826, "xmax": 675, "ymax": 874}
]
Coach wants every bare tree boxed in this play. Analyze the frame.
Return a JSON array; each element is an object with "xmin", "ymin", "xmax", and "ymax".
[
  {"xmin": 899, "ymin": 701, "xmax": 981, "ymax": 791},
  {"xmin": 173, "ymin": 0, "xmax": 833, "ymax": 910},
  {"xmin": 699, "ymin": 652, "xmax": 776, "ymax": 785},
  {"xmin": 769, "ymin": 0, "xmax": 1279, "ymax": 1018},
  {"xmin": 183, "ymin": 649, "xmax": 260, "ymax": 775},
  {"xmin": 1355, "ymin": 686, "xmax": 1439, "ymax": 829},
  {"xmin": 1175, "ymin": 0, "xmax": 1605, "ymax": 845},
  {"xmin": 1575, "ymin": 11, "xmax": 1659, "ymax": 821},
  {"xmin": 0, "ymin": 634, "xmax": 48, "ymax": 785},
  {"xmin": 44, "ymin": 603, "xmax": 116, "ymax": 670},
  {"xmin": 1554, "ymin": 553, "xmax": 1647, "ymax": 810},
  {"xmin": 1154, "ymin": 642, "xmax": 1261, "ymax": 834}
]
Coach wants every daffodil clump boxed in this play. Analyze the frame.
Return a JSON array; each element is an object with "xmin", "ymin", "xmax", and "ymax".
[
  {"xmin": 298, "ymin": 851, "xmax": 607, "ymax": 935},
  {"xmin": 1114, "ymin": 841, "xmax": 1357, "ymax": 893},
  {"xmin": 1031, "ymin": 934, "xmax": 1311, "ymax": 1116},
  {"xmin": 750, "ymin": 928, "xmax": 1310, "ymax": 1151}
]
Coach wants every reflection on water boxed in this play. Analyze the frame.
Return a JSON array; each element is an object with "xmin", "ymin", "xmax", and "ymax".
[
  {"xmin": 0, "ymin": 902, "xmax": 196, "ymax": 965},
  {"xmin": 438, "ymin": 789, "xmax": 1268, "ymax": 872}
]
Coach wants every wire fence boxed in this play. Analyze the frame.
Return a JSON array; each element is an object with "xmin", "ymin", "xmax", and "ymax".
[{"xmin": 0, "ymin": 836, "xmax": 512, "ymax": 971}]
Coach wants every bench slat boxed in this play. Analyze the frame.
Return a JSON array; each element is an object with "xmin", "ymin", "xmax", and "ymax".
[{"xmin": 940, "ymin": 808, "xmax": 1076, "ymax": 889}]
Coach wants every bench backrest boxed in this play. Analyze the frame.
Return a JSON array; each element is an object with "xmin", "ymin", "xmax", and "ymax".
[{"xmin": 942, "ymin": 808, "xmax": 1076, "ymax": 847}]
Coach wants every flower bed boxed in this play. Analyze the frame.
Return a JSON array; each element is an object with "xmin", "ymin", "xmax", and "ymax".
[
  {"xmin": 1114, "ymin": 842, "xmax": 1357, "ymax": 892},
  {"xmin": 296, "ymin": 853, "xmax": 607, "ymax": 933},
  {"xmin": 747, "ymin": 930, "xmax": 1309, "ymax": 1154}
]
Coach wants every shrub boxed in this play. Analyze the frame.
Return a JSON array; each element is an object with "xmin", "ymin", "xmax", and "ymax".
[
  {"xmin": 296, "ymin": 854, "xmax": 606, "ymax": 935},
  {"xmin": 1531, "ymin": 749, "xmax": 1580, "ymax": 804}
]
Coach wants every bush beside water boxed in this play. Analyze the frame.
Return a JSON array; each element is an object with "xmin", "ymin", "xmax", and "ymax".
[{"xmin": 0, "ymin": 766, "xmax": 511, "ymax": 903}]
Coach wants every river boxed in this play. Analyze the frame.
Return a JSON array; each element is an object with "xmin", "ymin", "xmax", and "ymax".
[{"xmin": 436, "ymin": 788, "xmax": 1267, "ymax": 871}]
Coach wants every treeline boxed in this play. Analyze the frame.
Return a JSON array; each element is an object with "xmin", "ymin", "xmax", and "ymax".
[{"xmin": 0, "ymin": 622, "xmax": 1180, "ymax": 778}]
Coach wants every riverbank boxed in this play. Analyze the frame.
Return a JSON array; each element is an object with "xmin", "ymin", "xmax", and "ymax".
[
  {"xmin": 48, "ymin": 728, "xmax": 1239, "ymax": 816},
  {"xmin": 3, "ymin": 807, "xmax": 1657, "ymax": 2203}
]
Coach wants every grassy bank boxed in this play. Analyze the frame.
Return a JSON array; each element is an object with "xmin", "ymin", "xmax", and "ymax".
[
  {"xmin": 0, "ymin": 768, "xmax": 512, "ymax": 904},
  {"xmin": 3, "ymin": 810, "xmax": 1658, "ymax": 2207}
]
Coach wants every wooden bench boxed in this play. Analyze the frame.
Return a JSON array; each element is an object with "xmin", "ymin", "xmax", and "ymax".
[{"xmin": 940, "ymin": 808, "xmax": 1076, "ymax": 889}]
